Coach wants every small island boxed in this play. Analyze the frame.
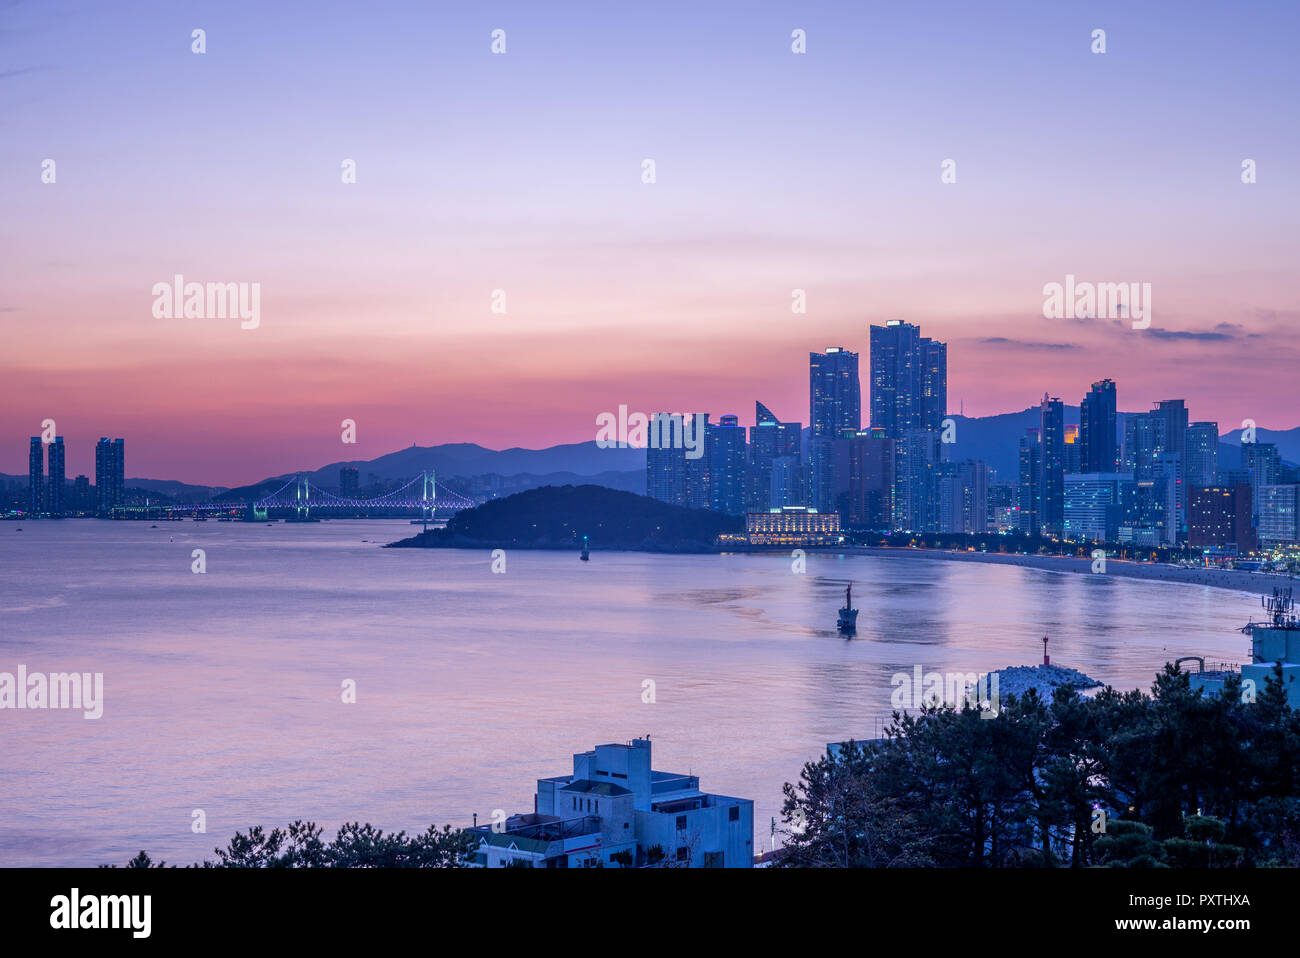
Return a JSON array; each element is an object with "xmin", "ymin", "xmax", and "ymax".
[{"xmin": 385, "ymin": 484, "xmax": 742, "ymax": 553}]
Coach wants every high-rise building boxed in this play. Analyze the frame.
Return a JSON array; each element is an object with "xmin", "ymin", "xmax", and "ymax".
[
  {"xmin": 28, "ymin": 437, "xmax": 44, "ymax": 514},
  {"xmin": 988, "ymin": 481, "xmax": 1017, "ymax": 533},
  {"xmin": 937, "ymin": 459, "xmax": 989, "ymax": 534},
  {"xmin": 1155, "ymin": 452, "xmax": 1184, "ymax": 545},
  {"xmin": 1017, "ymin": 429, "xmax": 1041, "ymax": 536},
  {"xmin": 708, "ymin": 415, "xmax": 747, "ymax": 515},
  {"xmin": 1063, "ymin": 425, "xmax": 1082, "ymax": 474},
  {"xmin": 808, "ymin": 348, "xmax": 861, "ymax": 513},
  {"xmin": 1063, "ymin": 473, "xmax": 1134, "ymax": 543},
  {"xmin": 72, "ymin": 475, "xmax": 91, "ymax": 511},
  {"xmin": 1257, "ymin": 485, "xmax": 1300, "ymax": 546},
  {"xmin": 1123, "ymin": 412, "xmax": 1165, "ymax": 480},
  {"xmin": 1154, "ymin": 400, "xmax": 1189, "ymax": 540},
  {"xmin": 833, "ymin": 428, "xmax": 894, "ymax": 529},
  {"xmin": 645, "ymin": 413, "xmax": 709, "ymax": 509},
  {"xmin": 95, "ymin": 437, "xmax": 126, "ymax": 514},
  {"xmin": 340, "ymin": 466, "xmax": 359, "ymax": 494},
  {"xmin": 1186, "ymin": 422, "xmax": 1219, "ymax": 488},
  {"xmin": 869, "ymin": 321, "xmax": 947, "ymax": 439},
  {"xmin": 1039, "ymin": 395, "xmax": 1065, "ymax": 537},
  {"xmin": 894, "ymin": 428, "xmax": 938, "ymax": 532},
  {"xmin": 1241, "ymin": 442, "xmax": 1281, "ymax": 521},
  {"xmin": 1189, "ymin": 484, "xmax": 1256, "ymax": 553},
  {"xmin": 746, "ymin": 402, "xmax": 801, "ymax": 512},
  {"xmin": 46, "ymin": 436, "xmax": 65, "ymax": 515},
  {"xmin": 1080, "ymin": 379, "xmax": 1117, "ymax": 473}
]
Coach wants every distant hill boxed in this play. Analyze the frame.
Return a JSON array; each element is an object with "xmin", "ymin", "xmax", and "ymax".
[
  {"xmin": 1219, "ymin": 425, "xmax": 1300, "ymax": 465},
  {"xmin": 386, "ymin": 484, "xmax": 741, "ymax": 552},
  {"xmin": 306, "ymin": 440, "xmax": 644, "ymax": 485}
]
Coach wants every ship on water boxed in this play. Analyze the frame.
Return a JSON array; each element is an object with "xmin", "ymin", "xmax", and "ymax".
[
  {"xmin": 1187, "ymin": 587, "xmax": 1300, "ymax": 707},
  {"xmin": 837, "ymin": 583, "xmax": 858, "ymax": 634}
]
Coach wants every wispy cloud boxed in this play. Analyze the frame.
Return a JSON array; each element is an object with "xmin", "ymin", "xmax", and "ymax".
[{"xmin": 979, "ymin": 337, "xmax": 1079, "ymax": 350}]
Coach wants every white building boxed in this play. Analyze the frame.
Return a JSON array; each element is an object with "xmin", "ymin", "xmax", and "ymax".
[{"xmin": 473, "ymin": 737, "xmax": 754, "ymax": 868}]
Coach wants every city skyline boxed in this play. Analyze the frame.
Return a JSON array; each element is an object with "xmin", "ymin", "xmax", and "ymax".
[{"xmin": 3, "ymin": 0, "xmax": 1298, "ymax": 485}]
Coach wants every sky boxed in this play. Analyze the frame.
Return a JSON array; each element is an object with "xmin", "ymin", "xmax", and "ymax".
[{"xmin": 2, "ymin": 0, "xmax": 1298, "ymax": 486}]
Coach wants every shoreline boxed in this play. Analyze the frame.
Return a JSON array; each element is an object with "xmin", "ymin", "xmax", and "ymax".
[{"xmin": 815, "ymin": 547, "xmax": 1295, "ymax": 598}]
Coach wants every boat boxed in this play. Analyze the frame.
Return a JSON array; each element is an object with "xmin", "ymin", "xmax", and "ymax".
[
  {"xmin": 837, "ymin": 583, "xmax": 858, "ymax": 634},
  {"xmin": 580, "ymin": 535, "xmax": 590, "ymax": 561}
]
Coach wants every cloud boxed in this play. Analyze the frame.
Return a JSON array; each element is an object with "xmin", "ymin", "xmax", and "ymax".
[
  {"xmin": 1142, "ymin": 329, "xmax": 1233, "ymax": 342},
  {"xmin": 978, "ymin": 337, "xmax": 1079, "ymax": 350}
]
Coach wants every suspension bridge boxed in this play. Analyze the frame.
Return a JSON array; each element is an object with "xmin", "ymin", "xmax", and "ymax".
[{"xmin": 150, "ymin": 470, "xmax": 478, "ymax": 518}]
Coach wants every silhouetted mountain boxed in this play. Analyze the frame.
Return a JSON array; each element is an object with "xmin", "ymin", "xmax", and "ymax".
[
  {"xmin": 306, "ymin": 440, "xmax": 643, "ymax": 485},
  {"xmin": 386, "ymin": 484, "xmax": 740, "ymax": 552}
]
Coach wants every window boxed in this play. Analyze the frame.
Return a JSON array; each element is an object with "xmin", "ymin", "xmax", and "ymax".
[
  {"xmin": 675, "ymin": 815, "xmax": 687, "ymax": 830},
  {"xmin": 676, "ymin": 847, "xmax": 690, "ymax": 862},
  {"xmin": 729, "ymin": 806, "xmax": 740, "ymax": 822}
]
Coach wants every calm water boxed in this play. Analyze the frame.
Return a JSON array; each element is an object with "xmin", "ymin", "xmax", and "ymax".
[{"xmin": 0, "ymin": 519, "xmax": 1255, "ymax": 866}]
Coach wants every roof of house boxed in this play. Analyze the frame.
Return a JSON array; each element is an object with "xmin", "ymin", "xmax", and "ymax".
[{"xmin": 561, "ymin": 779, "xmax": 632, "ymax": 797}]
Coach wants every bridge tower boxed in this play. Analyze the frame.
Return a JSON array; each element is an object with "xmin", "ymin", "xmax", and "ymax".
[
  {"xmin": 420, "ymin": 470, "xmax": 436, "ymax": 530},
  {"xmin": 296, "ymin": 473, "xmax": 311, "ymax": 520}
]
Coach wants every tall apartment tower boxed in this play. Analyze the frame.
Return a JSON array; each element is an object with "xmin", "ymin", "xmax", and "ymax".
[
  {"xmin": 645, "ymin": 413, "xmax": 710, "ymax": 509},
  {"xmin": 1018, "ymin": 429, "xmax": 1042, "ymax": 536},
  {"xmin": 708, "ymin": 415, "xmax": 747, "ymax": 515},
  {"xmin": 1039, "ymin": 395, "xmax": 1065, "ymax": 537},
  {"xmin": 1080, "ymin": 379, "xmax": 1117, "ymax": 473},
  {"xmin": 1186, "ymin": 422, "xmax": 1220, "ymax": 488},
  {"xmin": 869, "ymin": 321, "xmax": 947, "ymax": 438},
  {"xmin": 28, "ymin": 437, "xmax": 44, "ymax": 514},
  {"xmin": 1242, "ymin": 442, "xmax": 1282, "ymax": 521},
  {"xmin": 746, "ymin": 402, "xmax": 802, "ymax": 513},
  {"xmin": 46, "ymin": 436, "xmax": 66, "ymax": 515},
  {"xmin": 95, "ymin": 437, "xmax": 126, "ymax": 514},
  {"xmin": 808, "ymin": 347, "xmax": 861, "ymax": 514}
]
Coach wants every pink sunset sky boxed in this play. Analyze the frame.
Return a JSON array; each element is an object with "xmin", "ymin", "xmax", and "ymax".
[{"xmin": 2, "ymin": 0, "xmax": 1297, "ymax": 486}]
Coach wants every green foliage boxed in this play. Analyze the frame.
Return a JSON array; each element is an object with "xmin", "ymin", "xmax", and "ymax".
[
  {"xmin": 114, "ymin": 820, "xmax": 477, "ymax": 869},
  {"xmin": 779, "ymin": 664, "xmax": 1300, "ymax": 868},
  {"xmin": 389, "ymin": 484, "xmax": 742, "ymax": 552}
]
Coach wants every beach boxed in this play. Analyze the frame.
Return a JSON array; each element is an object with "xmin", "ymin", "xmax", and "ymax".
[{"xmin": 835, "ymin": 547, "xmax": 1296, "ymax": 598}]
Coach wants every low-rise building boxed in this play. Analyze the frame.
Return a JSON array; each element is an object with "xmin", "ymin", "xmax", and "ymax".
[
  {"xmin": 746, "ymin": 506, "xmax": 841, "ymax": 546},
  {"xmin": 472, "ymin": 737, "xmax": 753, "ymax": 868}
]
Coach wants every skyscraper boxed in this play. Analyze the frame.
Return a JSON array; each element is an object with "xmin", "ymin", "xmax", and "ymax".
[
  {"xmin": 746, "ymin": 402, "xmax": 802, "ymax": 512},
  {"xmin": 46, "ymin": 436, "xmax": 65, "ymax": 515},
  {"xmin": 869, "ymin": 321, "xmax": 947, "ymax": 439},
  {"xmin": 95, "ymin": 437, "xmax": 126, "ymax": 514},
  {"xmin": 1154, "ymin": 400, "xmax": 1189, "ymax": 540},
  {"xmin": 1039, "ymin": 395, "xmax": 1065, "ymax": 537},
  {"xmin": 1018, "ymin": 429, "xmax": 1041, "ymax": 536},
  {"xmin": 646, "ymin": 413, "xmax": 710, "ymax": 508},
  {"xmin": 1080, "ymin": 379, "xmax": 1117, "ymax": 473},
  {"xmin": 1241, "ymin": 442, "xmax": 1281, "ymax": 521},
  {"xmin": 1185, "ymin": 421, "xmax": 1219, "ymax": 488},
  {"xmin": 1123, "ymin": 412, "xmax": 1165, "ymax": 480},
  {"xmin": 708, "ymin": 415, "xmax": 747, "ymax": 515},
  {"xmin": 894, "ymin": 428, "xmax": 938, "ymax": 532},
  {"xmin": 808, "ymin": 347, "xmax": 861, "ymax": 513},
  {"xmin": 28, "ymin": 437, "xmax": 44, "ymax": 514},
  {"xmin": 833, "ymin": 427, "xmax": 894, "ymax": 529}
]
